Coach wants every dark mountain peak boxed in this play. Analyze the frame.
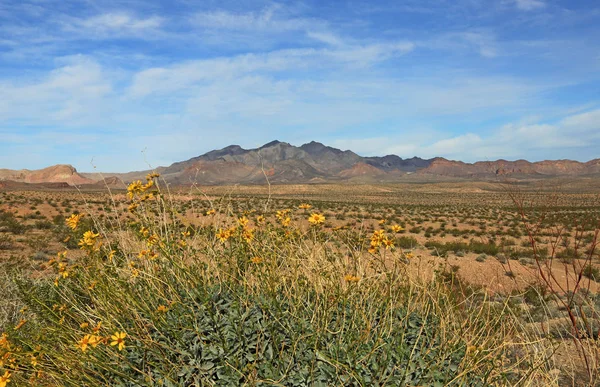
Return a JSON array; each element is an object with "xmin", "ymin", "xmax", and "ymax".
[
  {"xmin": 200, "ymin": 144, "xmax": 247, "ymax": 161},
  {"xmin": 364, "ymin": 154, "xmax": 433, "ymax": 172},
  {"xmin": 260, "ymin": 140, "xmax": 286, "ymax": 149},
  {"xmin": 300, "ymin": 141, "xmax": 354, "ymax": 157},
  {"xmin": 223, "ymin": 144, "xmax": 244, "ymax": 151}
]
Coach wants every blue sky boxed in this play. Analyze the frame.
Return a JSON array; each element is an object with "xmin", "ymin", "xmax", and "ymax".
[{"xmin": 1, "ymin": 0, "xmax": 599, "ymax": 172}]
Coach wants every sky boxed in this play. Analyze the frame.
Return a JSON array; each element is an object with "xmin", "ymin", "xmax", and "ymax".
[{"xmin": 1, "ymin": 0, "xmax": 599, "ymax": 172}]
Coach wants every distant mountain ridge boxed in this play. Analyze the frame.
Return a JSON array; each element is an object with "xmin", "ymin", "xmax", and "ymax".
[{"xmin": 2, "ymin": 141, "xmax": 600, "ymax": 187}]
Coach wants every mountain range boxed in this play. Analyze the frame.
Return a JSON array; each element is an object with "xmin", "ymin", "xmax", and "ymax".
[{"xmin": 1, "ymin": 140, "xmax": 600, "ymax": 187}]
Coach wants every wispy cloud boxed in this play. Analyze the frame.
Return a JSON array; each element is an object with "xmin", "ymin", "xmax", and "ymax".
[
  {"xmin": 335, "ymin": 107, "xmax": 600, "ymax": 162},
  {"xmin": 191, "ymin": 6, "xmax": 316, "ymax": 32},
  {"xmin": 514, "ymin": 0, "xmax": 546, "ymax": 11},
  {"xmin": 60, "ymin": 12, "xmax": 164, "ymax": 38}
]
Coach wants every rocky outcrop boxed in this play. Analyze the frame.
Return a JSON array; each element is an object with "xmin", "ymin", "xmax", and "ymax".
[{"xmin": 0, "ymin": 165, "xmax": 94, "ymax": 186}]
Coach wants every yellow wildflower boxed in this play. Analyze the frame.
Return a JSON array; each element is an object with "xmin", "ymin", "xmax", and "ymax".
[
  {"xmin": 242, "ymin": 228, "xmax": 254, "ymax": 243},
  {"xmin": 92, "ymin": 321, "xmax": 102, "ymax": 333},
  {"xmin": 77, "ymin": 334, "xmax": 92, "ymax": 352},
  {"xmin": 65, "ymin": 213, "xmax": 83, "ymax": 230},
  {"xmin": 146, "ymin": 172, "xmax": 160, "ymax": 180},
  {"xmin": 308, "ymin": 213, "xmax": 325, "ymax": 225},
  {"xmin": 110, "ymin": 331, "xmax": 127, "ymax": 351},
  {"xmin": 156, "ymin": 305, "xmax": 168, "ymax": 313},
  {"xmin": 142, "ymin": 180, "xmax": 154, "ymax": 190},
  {"xmin": 127, "ymin": 180, "xmax": 144, "ymax": 199},
  {"xmin": 256, "ymin": 215, "xmax": 265, "ymax": 224},
  {"xmin": 89, "ymin": 334, "xmax": 101, "ymax": 348},
  {"xmin": 391, "ymin": 225, "xmax": 404, "ymax": 233},
  {"xmin": 250, "ymin": 256, "xmax": 263, "ymax": 264},
  {"xmin": 80, "ymin": 322, "xmax": 89, "ymax": 329},
  {"xmin": 383, "ymin": 238, "xmax": 394, "ymax": 249},
  {"xmin": 237, "ymin": 216, "xmax": 249, "ymax": 227},
  {"xmin": 216, "ymin": 229, "xmax": 230, "ymax": 243},
  {"xmin": 281, "ymin": 217, "xmax": 291, "ymax": 227},
  {"xmin": 78, "ymin": 230, "xmax": 100, "ymax": 251},
  {"xmin": 370, "ymin": 230, "xmax": 386, "ymax": 247},
  {"xmin": 344, "ymin": 274, "xmax": 360, "ymax": 283},
  {"xmin": 275, "ymin": 209, "xmax": 290, "ymax": 221},
  {"xmin": 147, "ymin": 234, "xmax": 159, "ymax": 246},
  {"xmin": 205, "ymin": 209, "xmax": 216, "ymax": 216},
  {"xmin": 298, "ymin": 203, "xmax": 312, "ymax": 210},
  {"xmin": 0, "ymin": 371, "xmax": 11, "ymax": 387},
  {"xmin": 57, "ymin": 262, "xmax": 69, "ymax": 278}
]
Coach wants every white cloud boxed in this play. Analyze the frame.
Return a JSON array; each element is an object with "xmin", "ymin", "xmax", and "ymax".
[
  {"xmin": 425, "ymin": 31, "xmax": 499, "ymax": 58},
  {"xmin": 515, "ymin": 0, "xmax": 546, "ymax": 11},
  {"xmin": 306, "ymin": 31, "xmax": 344, "ymax": 46},
  {"xmin": 61, "ymin": 12, "xmax": 164, "ymax": 38},
  {"xmin": 191, "ymin": 6, "xmax": 318, "ymax": 33},
  {"xmin": 127, "ymin": 43, "xmax": 414, "ymax": 98},
  {"xmin": 0, "ymin": 56, "xmax": 114, "ymax": 124},
  {"xmin": 427, "ymin": 133, "xmax": 483, "ymax": 155},
  {"xmin": 336, "ymin": 108, "xmax": 600, "ymax": 162}
]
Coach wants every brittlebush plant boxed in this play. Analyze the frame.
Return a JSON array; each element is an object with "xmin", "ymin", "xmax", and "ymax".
[{"xmin": 0, "ymin": 174, "xmax": 555, "ymax": 386}]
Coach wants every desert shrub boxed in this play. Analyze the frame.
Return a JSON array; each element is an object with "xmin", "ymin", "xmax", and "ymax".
[
  {"xmin": 583, "ymin": 265, "xmax": 600, "ymax": 282},
  {"xmin": 395, "ymin": 236, "xmax": 418, "ymax": 249},
  {"xmin": 0, "ymin": 181, "xmax": 555, "ymax": 386},
  {"xmin": 0, "ymin": 209, "xmax": 27, "ymax": 235}
]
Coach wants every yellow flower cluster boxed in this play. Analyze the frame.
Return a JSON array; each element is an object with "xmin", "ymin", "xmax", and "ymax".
[
  {"xmin": 77, "ymin": 334, "xmax": 102, "ymax": 352},
  {"xmin": 126, "ymin": 173, "xmax": 159, "ymax": 210},
  {"xmin": 344, "ymin": 274, "xmax": 360, "ymax": 283},
  {"xmin": 78, "ymin": 230, "xmax": 101, "ymax": 253},
  {"xmin": 275, "ymin": 210, "xmax": 291, "ymax": 227},
  {"xmin": 76, "ymin": 329, "xmax": 127, "ymax": 352},
  {"xmin": 65, "ymin": 213, "xmax": 83, "ymax": 230},
  {"xmin": 368, "ymin": 230, "xmax": 394, "ymax": 253},
  {"xmin": 298, "ymin": 203, "xmax": 312, "ymax": 210}
]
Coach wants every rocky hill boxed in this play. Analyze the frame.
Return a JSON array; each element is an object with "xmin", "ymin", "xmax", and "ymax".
[{"xmin": 0, "ymin": 165, "xmax": 94, "ymax": 186}]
